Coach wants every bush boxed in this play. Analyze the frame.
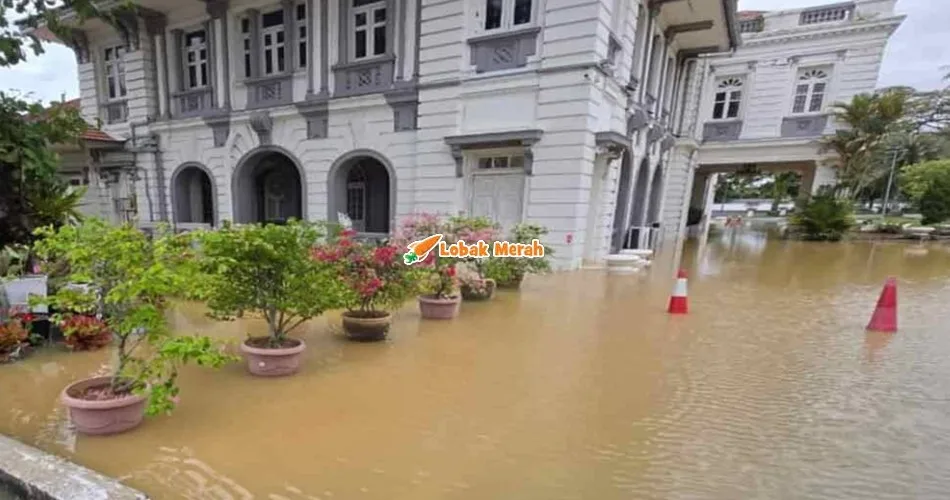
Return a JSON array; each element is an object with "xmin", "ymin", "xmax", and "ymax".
[
  {"xmin": 920, "ymin": 175, "xmax": 950, "ymax": 225},
  {"xmin": 483, "ymin": 223, "xmax": 552, "ymax": 286},
  {"xmin": 788, "ymin": 193, "xmax": 855, "ymax": 241},
  {"xmin": 0, "ymin": 318, "xmax": 29, "ymax": 363},
  {"xmin": 196, "ymin": 220, "xmax": 346, "ymax": 347},
  {"xmin": 60, "ymin": 315, "xmax": 113, "ymax": 351}
]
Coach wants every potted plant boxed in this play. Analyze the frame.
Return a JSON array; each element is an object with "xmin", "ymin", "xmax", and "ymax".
[
  {"xmin": 394, "ymin": 213, "xmax": 462, "ymax": 320},
  {"xmin": 32, "ymin": 219, "xmax": 236, "ymax": 435},
  {"xmin": 483, "ymin": 223, "xmax": 553, "ymax": 290},
  {"xmin": 0, "ymin": 314, "xmax": 33, "ymax": 364},
  {"xmin": 312, "ymin": 229, "xmax": 421, "ymax": 341},
  {"xmin": 1, "ymin": 244, "xmax": 48, "ymax": 313},
  {"xmin": 448, "ymin": 215, "xmax": 500, "ymax": 301},
  {"xmin": 196, "ymin": 220, "xmax": 344, "ymax": 376}
]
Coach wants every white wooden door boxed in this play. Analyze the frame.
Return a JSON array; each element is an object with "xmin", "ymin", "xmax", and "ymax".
[{"xmin": 471, "ymin": 174, "xmax": 525, "ymax": 232}]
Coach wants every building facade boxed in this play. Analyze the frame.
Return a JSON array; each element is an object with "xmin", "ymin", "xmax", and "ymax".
[
  {"xmin": 670, "ymin": 0, "xmax": 904, "ymax": 234},
  {"xmin": 47, "ymin": 0, "xmax": 738, "ymax": 269}
]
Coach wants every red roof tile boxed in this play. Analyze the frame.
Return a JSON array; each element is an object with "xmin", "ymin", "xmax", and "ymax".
[
  {"xmin": 80, "ymin": 129, "xmax": 123, "ymax": 142},
  {"xmin": 737, "ymin": 10, "xmax": 766, "ymax": 20}
]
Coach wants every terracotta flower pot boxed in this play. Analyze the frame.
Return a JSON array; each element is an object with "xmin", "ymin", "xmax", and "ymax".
[
  {"xmin": 342, "ymin": 311, "xmax": 392, "ymax": 341},
  {"xmin": 418, "ymin": 295, "xmax": 461, "ymax": 320},
  {"xmin": 461, "ymin": 278, "xmax": 497, "ymax": 301},
  {"xmin": 61, "ymin": 376, "xmax": 147, "ymax": 436},
  {"xmin": 240, "ymin": 337, "xmax": 306, "ymax": 377}
]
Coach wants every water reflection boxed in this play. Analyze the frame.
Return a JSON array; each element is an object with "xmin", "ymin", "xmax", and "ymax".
[{"xmin": 2, "ymin": 229, "xmax": 950, "ymax": 499}]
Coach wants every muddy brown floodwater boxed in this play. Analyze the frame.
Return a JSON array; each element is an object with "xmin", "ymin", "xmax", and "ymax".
[{"xmin": 3, "ymin": 229, "xmax": 950, "ymax": 499}]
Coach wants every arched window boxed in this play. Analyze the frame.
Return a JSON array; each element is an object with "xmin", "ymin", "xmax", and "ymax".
[
  {"xmin": 792, "ymin": 68, "xmax": 829, "ymax": 114},
  {"xmin": 712, "ymin": 77, "xmax": 743, "ymax": 120}
]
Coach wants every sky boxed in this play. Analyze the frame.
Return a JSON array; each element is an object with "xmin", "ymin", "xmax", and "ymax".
[{"xmin": 0, "ymin": 0, "xmax": 947, "ymax": 104}]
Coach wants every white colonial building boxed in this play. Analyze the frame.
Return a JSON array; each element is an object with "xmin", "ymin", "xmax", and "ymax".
[
  {"xmin": 677, "ymin": 0, "xmax": 904, "ymax": 234},
  {"xmin": 42, "ymin": 0, "xmax": 740, "ymax": 269}
]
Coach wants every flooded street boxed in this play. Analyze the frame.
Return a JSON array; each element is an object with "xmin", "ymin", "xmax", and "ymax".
[{"xmin": 3, "ymin": 229, "xmax": 950, "ymax": 499}]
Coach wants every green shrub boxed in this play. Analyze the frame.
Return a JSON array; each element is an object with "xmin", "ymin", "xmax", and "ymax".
[
  {"xmin": 920, "ymin": 175, "xmax": 950, "ymax": 225},
  {"xmin": 788, "ymin": 193, "xmax": 855, "ymax": 241}
]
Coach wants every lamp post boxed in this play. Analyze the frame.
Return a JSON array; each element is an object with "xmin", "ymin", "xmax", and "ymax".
[{"xmin": 881, "ymin": 148, "xmax": 901, "ymax": 218}]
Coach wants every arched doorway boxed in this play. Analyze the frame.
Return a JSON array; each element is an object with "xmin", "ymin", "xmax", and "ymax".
[
  {"xmin": 328, "ymin": 151, "xmax": 394, "ymax": 234},
  {"xmin": 629, "ymin": 157, "xmax": 651, "ymax": 227},
  {"xmin": 172, "ymin": 163, "xmax": 215, "ymax": 225},
  {"xmin": 232, "ymin": 148, "xmax": 304, "ymax": 224},
  {"xmin": 647, "ymin": 162, "xmax": 665, "ymax": 225}
]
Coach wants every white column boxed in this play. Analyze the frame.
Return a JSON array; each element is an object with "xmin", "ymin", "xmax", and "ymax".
[
  {"xmin": 214, "ymin": 18, "xmax": 226, "ymax": 108},
  {"xmin": 154, "ymin": 34, "xmax": 168, "ymax": 117}
]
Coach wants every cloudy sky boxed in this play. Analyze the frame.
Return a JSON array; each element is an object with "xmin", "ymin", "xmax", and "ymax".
[{"xmin": 0, "ymin": 0, "xmax": 947, "ymax": 104}]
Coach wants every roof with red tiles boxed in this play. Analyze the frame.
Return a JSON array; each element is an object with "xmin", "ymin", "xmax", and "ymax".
[
  {"xmin": 60, "ymin": 99, "xmax": 123, "ymax": 143},
  {"xmin": 737, "ymin": 11, "xmax": 767, "ymax": 20}
]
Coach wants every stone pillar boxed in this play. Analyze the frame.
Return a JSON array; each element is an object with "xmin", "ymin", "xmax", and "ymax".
[
  {"xmin": 306, "ymin": 0, "xmax": 316, "ymax": 95},
  {"xmin": 319, "ymin": 0, "xmax": 329, "ymax": 93},
  {"xmin": 283, "ymin": 0, "xmax": 296, "ymax": 75},
  {"xmin": 395, "ymin": 0, "xmax": 407, "ymax": 82}
]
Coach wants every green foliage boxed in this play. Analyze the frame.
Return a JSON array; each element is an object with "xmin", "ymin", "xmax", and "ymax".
[
  {"xmin": 788, "ymin": 191, "xmax": 856, "ymax": 241},
  {"xmin": 901, "ymin": 159, "xmax": 950, "ymax": 202},
  {"xmin": 1, "ymin": 93, "xmax": 87, "ymax": 247},
  {"xmin": 32, "ymin": 219, "xmax": 236, "ymax": 415},
  {"xmin": 483, "ymin": 223, "xmax": 552, "ymax": 286},
  {"xmin": 821, "ymin": 90, "xmax": 909, "ymax": 199},
  {"xmin": 195, "ymin": 220, "xmax": 345, "ymax": 346},
  {"xmin": 919, "ymin": 175, "xmax": 950, "ymax": 225},
  {"xmin": 0, "ymin": 244, "xmax": 31, "ymax": 278}
]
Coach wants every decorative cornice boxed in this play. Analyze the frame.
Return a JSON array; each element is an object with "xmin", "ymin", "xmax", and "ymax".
[
  {"xmin": 595, "ymin": 131, "xmax": 631, "ymax": 160},
  {"xmin": 740, "ymin": 17, "xmax": 904, "ymax": 47},
  {"xmin": 444, "ymin": 129, "xmax": 543, "ymax": 177},
  {"xmin": 249, "ymin": 111, "xmax": 273, "ymax": 145}
]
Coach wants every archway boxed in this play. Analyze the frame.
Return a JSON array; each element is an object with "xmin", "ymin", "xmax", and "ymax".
[
  {"xmin": 647, "ymin": 162, "xmax": 665, "ymax": 224},
  {"xmin": 610, "ymin": 152, "xmax": 633, "ymax": 252},
  {"xmin": 232, "ymin": 147, "xmax": 305, "ymax": 224},
  {"xmin": 171, "ymin": 163, "xmax": 215, "ymax": 225},
  {"xmin": 629, "ymin": 157, "xmax": 652, "ymax": 227},
  {"xmin": 328, "ymin": 150, "xmax": 394, "ymax": 234}
]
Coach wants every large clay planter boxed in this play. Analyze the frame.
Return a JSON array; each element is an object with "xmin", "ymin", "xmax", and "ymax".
[
  {"xmin": 461, "ymin": 278, "xmax": 497, "ymax": 301},
  {"xmin": 342, "ymin": 311, "xmax": 392, "ymax": 341},
  {"xmin": 61, "ymin": 376, "xmax": 147, "ymax": 436},
  {"xmin": 418, "ymin": 295, "xmax": 461, "ymax": 320},
  {"xmin": 240, "ymin": 337, "xmax": 306, "ymax": 377}
]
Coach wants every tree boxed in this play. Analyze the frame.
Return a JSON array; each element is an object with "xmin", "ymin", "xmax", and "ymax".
[
  {"xmin": 821, "ymin": 90, "xmax": 909, "ymax": 200},
  {"xmin": 901, "ymin": 159, "xmax": 950, "ymax": 202}
]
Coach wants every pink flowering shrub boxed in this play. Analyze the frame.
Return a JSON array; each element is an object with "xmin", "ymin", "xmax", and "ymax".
[
  {"xmin": 312, "ymin": 229, "xmax": 421, "ymax": 315},
  {"xmin": 390, "ymin": 213, "xmax": 464, "ymax": 299}
]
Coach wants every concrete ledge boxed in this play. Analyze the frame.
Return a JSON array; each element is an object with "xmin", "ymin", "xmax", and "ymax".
[{"xmin": 0, "ymin": 434, "xmax": 148, "ymax": 500}]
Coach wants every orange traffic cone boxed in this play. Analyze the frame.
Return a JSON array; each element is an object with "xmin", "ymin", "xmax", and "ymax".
[
  {"xmin": 866, "ymin": 277, "xmax": 897, "ymax": 332},
  {"xmin": 667, "ymin": 269, "xmax": 689, "ymax": 314}
]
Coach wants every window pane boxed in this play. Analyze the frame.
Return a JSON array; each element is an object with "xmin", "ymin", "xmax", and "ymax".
[
  {"xmin": 188, "ymin": 52, "xmax": 196, "ymax": 63},
  {"xmin": 244, "ymin": 39, "xmax": 251, "ymax": 50},
  {"xmin": 713, "ymin": 102, "xmax": 724, "ymax": 119},
  {"xmin": 200, "ymin": 64, "xmax": 207, "ymax": 86},
  {"xmin": 355, "ymin": 30, "xmax": 367, "ymax": 58},
  {"xmin": 729, "ymin": 90, "xmax": 741, "ymax": 102},
  {"xmin": 493, "ymin": 157, "xmax": 509, "ymax": 168},
  {"xmin": 199, "ymin": 49, "xmax": 206, "ymax": 60},
  {"xmin": 299, "ymin": 41, "xmax": 307, "ymax": 67},
  {"xmin": 714, "ymin": 91, "xmax": 726, "ymax": 103},
  {"xmin": 263, "ymin": 10, "xmax": 284, "ymax": 28},
  {"xmin": 485, "ymin": 0, "xmax": 502, "ymax": 30},
  {"xmin": 513, "ymin": 0, "xmax": 531, "ymax": 25},
  {"xmin": 374, "ymin": 7, "xmax": 386, "ymax": 22},
  {"xmin": 809, "ymin": 93, "xmax": 824, "ymax": 112},
  {"xmin": 478, "ymin": 158, "xmax": 493, "ymax": 169},
  {"xmin": 299, "ymin": 26, "xmax": 306, "ymax": 38},
  {"xmin": 795, "ymin": 84, "xmax": 809, "ymax": 96},
  {"xmin": 265, "ymin": 53, "xmax": 273, "ymax": 74},
  {"xmin": 373, "ymin": 25, "xmax": 386, "ymax": 55},
  {"xmin": 189, "ymin": 66, "xmax": 197, "ymax": 88},
  {"xmin": 108, "ymin": 78, "xmax": 116, "ymax": 98},
  {"xmin": 793, "ymin": 95, "xmax": 807, "ymax": 113},
  {"xmin": 245, "ymin": 54, "xmax": 252, "ymax": 77},
  {"xmin": 355, "ymin": 12, "xmax": 367, "ymax": 26},
  {"xmin": 264, "ymin": 33, "xmax": 272, "ymax": 45},
  {"xmin": 277, "ymin": 46, "xmax": 285, "ymax": 72},
  {"xmin": 276, "ymin": 31, "xmax": 284, "ymax": 44},
  {"xmin": 812, "ymin": 82, "xmax": 826, "ymax": 94},
  {"xmin": 105, "ymin": 47, "xmax": 113, "ymax": 60},
  {"xmin": 242, "ymin": 18, "xmax": 250, "ymax": 33},
  {"xmin": 296, "ymin": 3, "xmax": 306, "ymax": 20},
  {"xmin": 727, "ymin": 101, "xmax": 740, "ymax": 118}
]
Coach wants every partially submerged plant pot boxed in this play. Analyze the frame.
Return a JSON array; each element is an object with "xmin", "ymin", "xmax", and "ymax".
[
  {"xmin": 496, "ymin": 274, "xmax": 525, "ymax": 290},
  {"xmin": 240, "ymin": 337, "xmax": 306, "ymax": 377},
  {"xmin": 418, "ymin": 295, "xmax": 461, "ymax": 320},
  {"xmin": 61, "ymin": 376, "xmax": 147, "ymax": 436},
  {"xmin": 341, "ymin": 311, "xmax": 392, "ymax": 341},
  {"xmin": 461, "ymin": 278, "xmax": 496, "ymax": 301}
]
